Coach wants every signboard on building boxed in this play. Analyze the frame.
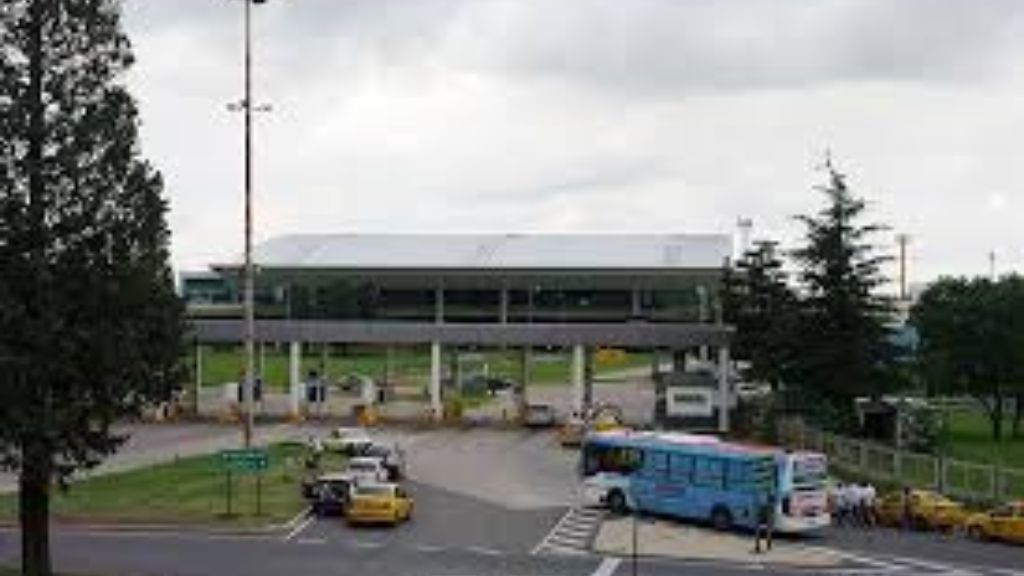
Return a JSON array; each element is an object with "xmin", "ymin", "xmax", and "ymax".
[{"xmin": 666, "ymin": 386, "xmax": 714, "ymax": 417}]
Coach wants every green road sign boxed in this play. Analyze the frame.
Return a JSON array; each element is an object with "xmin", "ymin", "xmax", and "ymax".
[{"xmin": 221, "ymin": 449, "xmax": 268, "ymax": 472}]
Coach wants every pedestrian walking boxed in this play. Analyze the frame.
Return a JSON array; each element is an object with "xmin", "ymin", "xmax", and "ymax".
[
  {"xmin": 901, "ymin": 485, "xmax": 913, "ymax": 531},
  {"xmin": 754, "ymin": 492, "xmax": 775, "ymax": 553},
  {"xmin": 862, "ymin": 483, "xmax": 877, "ymax": 527}
]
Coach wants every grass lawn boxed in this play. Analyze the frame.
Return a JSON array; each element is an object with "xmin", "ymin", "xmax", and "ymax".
[
  {"xmin": 943, "ymin": 407, "xmax": 1024, "ymax": 469},
  {"xmin": 0, "ymin": 444, "xmax": 336, "ymax": 526},
  {"xmin": 193, "ymin": 346, "xmax": 652, "ymax": 391}
]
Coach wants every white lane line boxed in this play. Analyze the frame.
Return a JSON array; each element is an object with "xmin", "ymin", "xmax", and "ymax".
[
  {"xmin": 466, "ymin": 546, "xmax": 503, "ymax": 557},
  {"xmin": 414, "ymin": 544, "xmax": 446, "ymax": 553},
  {"xmin": 882, "ymin": 555, "xmax": 982, "ymax": 576},
  {"xmin": 281, "ymin": 507, "xmax": 312, "ymax": 531},
  {"xmin": 282, "ymin": 515, "xmax": 315, "ymax": 542},
  {"xmin": 295, "ymin": 537, "xmax": 326, "ymax": 545},
  {"xmin": 591, "ymin": 557, "xmax": 622, "ymax": 576},
  {"xmin": 351, "ymin": 540, "xmax": 384, "ymax": 549}
]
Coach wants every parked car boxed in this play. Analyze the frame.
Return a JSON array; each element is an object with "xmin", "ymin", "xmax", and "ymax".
[
  {"xmin": 964, "ymin": 501, "xmax": 1024, "ymax": 544},
  {"xmin": 345, "ymin": 456, "xmax": 389, "ymax": 483},
  {"xmin": 523, "ymin": 404, "xmax": 557, "ymax": 428},
  {"xmin": 305, "ymin": 472, "xmax": 355, "ymax": 517},
  {"xmin": 874, "ymin": 489, "xmax": 966, "ymax": 531},
  {"xmin": 363, "ymin": 443, "xmax": 406, "ymax": 481},
  {"xmin": 346, "ymin": 483, "xmax": 414, "ymax": 526},
  {"xmin": 322, "ymin": 427, "xmax": 373, "ymax": 455}
]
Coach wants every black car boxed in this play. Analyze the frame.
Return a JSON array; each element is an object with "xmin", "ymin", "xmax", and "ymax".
[
  {"xmin": 305, "ymin": 473, "xmax": 355, "ymax": 517},
  {"xmin": 363, "ymin": 443, "xmax": 406, "ymax": 481}
]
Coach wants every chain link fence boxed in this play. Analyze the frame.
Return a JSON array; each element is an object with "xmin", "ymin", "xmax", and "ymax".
[{"xmin": 778, "ymin": 418, "xmax": 1024, "ymax": 502}]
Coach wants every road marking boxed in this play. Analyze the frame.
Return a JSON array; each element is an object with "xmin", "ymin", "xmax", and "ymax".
[
  {"xmin": 532, "ymin": 506, "xmax": 606, "ymax": 556},
  {"xmin": 295, "ymin": 537, "xmax": 325, "ymax": 545},
  {"xmin": 414, "ymin": 544, "xmax": 446, "ymax": 553},
  {"xmin": 351, "ymin": 540, "xmax": 384, "ymax": 549},
  {"xmin": 466, "ymin": 546, "xmax": 503, "ymax": 557},
  {"xmin": 280, "ymin": 507, "xmax": 312, "ymax": 531},
  {"xmin": 590, "ymin": 557, "xmax": 621, "ymax": 576},
  {"xmin": 283, "ymin": 515, "xmax": 315, "ymax": 542}
]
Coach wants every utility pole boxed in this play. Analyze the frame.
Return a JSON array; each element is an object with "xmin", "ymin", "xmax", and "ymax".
[
  {"xmin": 896, "ymin": 233, "xmax": 911, "ymax": 301},
  {"xmin": 989, "ymin": 250, "xmax": 997, "ymax": 281},
  {"xmin": 230, "ymin": 0, "xmax": 270, "ymax": 448}
]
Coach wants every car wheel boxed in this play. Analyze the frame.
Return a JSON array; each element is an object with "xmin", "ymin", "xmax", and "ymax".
[
  {"xmin": 711, "ymin": 506, "xmax": 733, "ymax": 532},
  {"xmin": 607, "ymin": 490, "xmax": 629, "ymax": 515}
]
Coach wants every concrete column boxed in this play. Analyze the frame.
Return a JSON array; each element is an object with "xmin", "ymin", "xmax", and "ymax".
[
  {"xmin": 572, "ymin": 344, "xmax": 585, "ymax": 415},
  {"xmin": 434, "ymin": 286, "xmax": 445, "ymax": 324},
  {"xmin": 430, "ymin": 341, "xmax": 442, "ymax": 419},
  {"xmin": 631, "ymin": 288, "xmax": 642, "ymax": 318},
  {"xmin": 698, "ymin": 285, "xmax": 709, "ymax": 361},
  {"xmin": 718, "ymin": 345, "xmax": 730, "ymax": 433},
  {"xmin": 499, "ymin": 287, "xmax": 509, "ymax": 324},
  {"xmin": 289, "ymin": 341, "xmax": 302, "ymax": 417}
]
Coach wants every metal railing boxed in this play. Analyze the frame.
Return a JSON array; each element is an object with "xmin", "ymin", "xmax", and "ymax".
[{"xmin": 778, "ymin": 418, "xmax": 1024, "ymax": 502}]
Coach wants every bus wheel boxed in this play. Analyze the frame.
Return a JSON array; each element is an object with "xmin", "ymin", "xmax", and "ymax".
[
  {"xmin": 607, "ymin": 490, "xmax": 628, "ymax": 515},
  {"xmin": 710, "ymin": 506, "xmax": 733, "ymax": 531}
]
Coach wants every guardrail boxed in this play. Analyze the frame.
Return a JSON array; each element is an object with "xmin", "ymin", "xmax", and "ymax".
[{"xmin": 777, "ymin": 418, "xmax": 1024, "ymax": 502}]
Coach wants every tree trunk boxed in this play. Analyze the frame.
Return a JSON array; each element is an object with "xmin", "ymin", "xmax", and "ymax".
[
  {"xmin": 990, "ymin": 396, "xmax": 1004, "ymax": 442},
  {"xmin": 20, "ymin": 443, "xmax": 52, "ymax": 576}
]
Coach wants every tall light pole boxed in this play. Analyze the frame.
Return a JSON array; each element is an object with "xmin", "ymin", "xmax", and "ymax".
[{"xmin": 234, "ymin": 0, "xmax": 268, "ymax": 448}]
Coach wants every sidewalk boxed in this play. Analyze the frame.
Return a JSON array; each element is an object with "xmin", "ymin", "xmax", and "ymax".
[{"xmin": 594, "ymin": 516, "xmax": 843, "ymax": 568}]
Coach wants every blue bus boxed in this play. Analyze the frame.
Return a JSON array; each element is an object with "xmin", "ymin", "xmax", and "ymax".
[{"xmin": 580, "ymin": 431, "xmax": 829, "ymax": 532}]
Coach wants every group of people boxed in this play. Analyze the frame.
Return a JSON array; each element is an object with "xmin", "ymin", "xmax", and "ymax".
[{"xmin": 830, "ymin": 482, "xmax": 877, "ymax": 527}]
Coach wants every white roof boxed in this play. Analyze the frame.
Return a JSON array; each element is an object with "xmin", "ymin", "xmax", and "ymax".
[{"xmin": 235, "ymin": 233, "xmax": 731, "ymax": 271}]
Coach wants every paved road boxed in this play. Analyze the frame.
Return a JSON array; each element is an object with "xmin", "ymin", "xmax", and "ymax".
[{"xmin": 3, "ymin": 426, "xmax": 1024, "ymax": 575}]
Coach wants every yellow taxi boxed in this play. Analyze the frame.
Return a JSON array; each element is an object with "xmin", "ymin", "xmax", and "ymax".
[
  {"xmin": 874, "ymin": 489, "xmax": 966, "ymax": 531},
  {"xmin": 346, "ymin": 483, "xmax": 414, "ymax": 526},
  {"xmin": 964, "ymin": 502, "xmax": 1024, "ymax": 544}
]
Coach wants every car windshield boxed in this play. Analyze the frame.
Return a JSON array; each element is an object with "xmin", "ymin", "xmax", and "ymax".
[
  {"xmin": 349, "ymin": 462, "xmax": 375, "ymax": 472},
  {"xmin": 356, "ymin": 486, "xmax": 393, "ymax": 497}
]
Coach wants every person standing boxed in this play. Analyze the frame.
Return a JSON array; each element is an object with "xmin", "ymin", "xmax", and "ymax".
[{"xmin": 901, "ymin": 485, "xmax": 913, "ymax": 531}]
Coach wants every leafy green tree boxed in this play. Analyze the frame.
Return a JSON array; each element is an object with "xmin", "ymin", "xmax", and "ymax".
[
  {"xmin": 790, "ymin": 159, "xmax": 897, "ymax": 427},
  {"xmin": 0, "ymin": 2, "xmax": 183, "ymax": 574},
  {"xmin": 722, "ymin": 240, "xmax": 800, "ymax": 391},
  {"xmin": 912, "ymin": 276, "xmax": 1024, "ymax": 441}
]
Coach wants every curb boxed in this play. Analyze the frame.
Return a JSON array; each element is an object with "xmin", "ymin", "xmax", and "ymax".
[{"xmin": 0, "ymin": 519, "xmax": 288, "ymax": 537}]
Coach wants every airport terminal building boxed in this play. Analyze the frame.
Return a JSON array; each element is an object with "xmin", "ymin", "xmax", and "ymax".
[{"xmin": 184, "ymin": 233, "xmax": 736, "ymax": 429}]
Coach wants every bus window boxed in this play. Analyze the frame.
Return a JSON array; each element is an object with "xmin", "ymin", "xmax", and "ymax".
[
  {"xmin": 583, "ymin": 444, "xmax": 644, "ymax": 477},
  {"xmin": 725, "ymin": 461, "xmax": 748, "ymax": 489},
  {"xmin": 670, "ymin": 454, "xmax": 694, "ymax": 482},
  {"xmin": 693, "ymin": 457, "xmax": 725, "ymax": 488},
  {"xmin": 645, "ymin": 451, "xmax": 669, "ymax": 478}
]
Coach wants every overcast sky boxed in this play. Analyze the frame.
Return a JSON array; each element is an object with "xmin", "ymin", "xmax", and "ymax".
[{"xmin": 121, "ymin": 0, "xmax": 1024, "ymax": 286}]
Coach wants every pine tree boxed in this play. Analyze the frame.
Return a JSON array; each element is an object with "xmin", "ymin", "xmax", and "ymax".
[
  {"xmin": 0, "ymin": 2, "xmax": 183, "ymax": 574},
  {"xmin": 790, "ymin": 158, "xmax": 896, "ymax": 427},
  {"xmin": 721, "ymin": 240, "xmax": 800, "ymax": 391}
]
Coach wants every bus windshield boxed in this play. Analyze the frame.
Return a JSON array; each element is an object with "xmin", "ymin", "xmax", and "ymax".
[
  {"xmin": 791, "ymin": 455, "xmax": 827, "ymax": 489},
  {"xmin": 582, "ymin": 442, "xmax": 644, "ymax": 477}
]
